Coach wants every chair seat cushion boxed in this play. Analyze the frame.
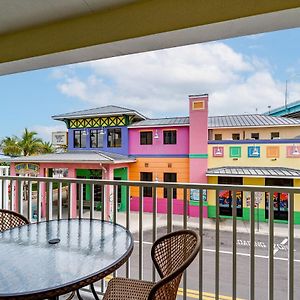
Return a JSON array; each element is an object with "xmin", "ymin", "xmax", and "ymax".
[{"xmin": 103, "ymin": 277, "xmax": 155, "ymax": 300}]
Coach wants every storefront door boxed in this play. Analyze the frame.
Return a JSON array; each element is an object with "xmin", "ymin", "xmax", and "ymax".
[
  {"xmin": 218, "ymin": 177, "xmax": 243, "ymax": 217},
  {"xmin": 265, "ymin": 178, "xmax": 292, "ymax": 221}
]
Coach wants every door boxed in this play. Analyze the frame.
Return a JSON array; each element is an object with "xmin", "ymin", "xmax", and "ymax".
[
  {"xmin": 76, "ymin": 175, "xmax": 87, "ymax": 201},
  {"xmin": 265, "ymin": 178, "xmax": 292, "ymax": 221},
  {"xmin": 114, "ymin": 176, "xmax": 122, "ymax": 208},
  {"xmin": 218, "ymin": 177, "xmax": 243, "ymax": 217}
]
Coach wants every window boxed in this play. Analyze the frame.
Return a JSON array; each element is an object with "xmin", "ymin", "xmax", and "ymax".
[
  {"xmin": 163, "ymin": 130, "xmax": 177, "ymax": 144},
  {"xmin": 74, "ymin": 130, "xmax": 86, "ymax": 148},
  {"xmin": 163, "ymin": 173, "xmax": 177, "ymax": 199},
  {"xmin": 271, "ymin": 132, "xmax": 280, "ymax": 139},
  {"xmin": 251, "ymin": 133, "xmax": 259, "ymax": 140},
  {"xmin": 214, "ymin": 134, "xmax": 222, "ymax": 140},
  {"xmin": 140, "ymin": 131, "xmax": 153, "ymax": 145},
  {"xmin": 232, "ymin": 133, "xmax": 240, "ymax": 140},
  {"xmin": 114, "ymin": 176, "xmax": 122, "ymax": 207},
  {"xmin": 90, "ymin": 129, "xmax": 104, "ymax": 148},
  {"xmin": 107, "ymin": 128, "xmax": 122, "ymax": 147},
  {"xmin": 140, "ymin": 172, "xmax": 153, "ymax": 197}
]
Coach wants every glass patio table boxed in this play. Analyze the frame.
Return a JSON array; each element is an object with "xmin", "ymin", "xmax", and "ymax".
[{"xmin": 0, "ymin": 219, "xmax": 133, "ymax": 299}]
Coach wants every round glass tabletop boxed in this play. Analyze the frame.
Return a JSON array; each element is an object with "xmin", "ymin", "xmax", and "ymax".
[{"xmin": 0, "ymin": 219, "xmax": 133, "ymax": 299}]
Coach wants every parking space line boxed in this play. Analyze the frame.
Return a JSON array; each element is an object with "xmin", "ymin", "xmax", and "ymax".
[
  {"xmin": 274, "ymin": 238, "xmax": 288, "ymax": 255},
  {"xmin": 134, "ymin": 240, "xmax": 299, "ymax": 262},
  {"xmin": 177, "ymin": 287, "xmax": 245, "ymax": 299}
]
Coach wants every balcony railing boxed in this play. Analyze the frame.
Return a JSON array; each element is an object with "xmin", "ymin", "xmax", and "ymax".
[{"xmin": 0, "ymin": 175, "xmax": 298, "ymax": 300}]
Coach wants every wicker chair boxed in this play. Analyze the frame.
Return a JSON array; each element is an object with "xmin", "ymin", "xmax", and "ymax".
[
  {"xmin": 0, "ymin": 209, "xmax": 29, "ymax": 232},
  {"xmin": 102, "ymin": 229, "xmax": 200, "ymax": 300}
]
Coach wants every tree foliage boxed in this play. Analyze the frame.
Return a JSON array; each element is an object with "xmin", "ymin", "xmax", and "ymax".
[{"xmin": 0, "ymin": 128, "xmax": 55, "ymax": 157}]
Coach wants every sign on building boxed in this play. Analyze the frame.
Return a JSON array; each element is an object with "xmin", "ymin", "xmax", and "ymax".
[
  {"xmin": 15, "ymin": 163, "xmax": 39, "ymax": 176},
  {"xmin": 52, "ymin": 131, "xmax": 67, "ymax": 146}
]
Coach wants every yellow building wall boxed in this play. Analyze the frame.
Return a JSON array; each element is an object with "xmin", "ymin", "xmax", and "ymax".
[
  {"xmin": 207, "ymin": 176, "xmax": 217, "ymax": 205},
  {"xmin": 211, "ymin": 126, "xmax": 300, "ymax": 140},
  {"xmin": 208, "ymin": 143, "xmax": 300, "ymax": 169},
  {"xmin": 293, "ymin": 179, "xmax": 300, "ymax": 211},
  {"xmin": 129, "ymin": 158, "xmax": 189, "ymax": 199}
]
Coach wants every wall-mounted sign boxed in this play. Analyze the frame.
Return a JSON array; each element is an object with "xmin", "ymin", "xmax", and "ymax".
[
  {"xmin": 287, "ymin": 145, "xmax": 300, "ymax": 158},
  {"xmin": 229, "ymin": 146, "xmax": 241, "ymax": 158},
  {"xmin": 15, "ymin": 163, "xmax": 39, "ymax": 176},
  {"xmin": 212, "ymin": 146, "xmax": 224, "ymax": 157},
  {"xmin": 52, "ymin": 168, "xmax": 68, "ymax": 178},
  {"xmin": 52, "ymin": 131, "xmax": 67, "ymax": 146},
  {"xmin": 248, "ymin": 146, "xmax": 260, "ymax": 158},
  {"xmin": 190, "ymin": 189, "xmax": 207, "ymax": 202},
  {"xmin": 266, "ymin": 146, "xmax": 280, "ymax": 158},
  {"xmin": 245, "ymin": 191, "xmax": 263, "ymax": 207}
]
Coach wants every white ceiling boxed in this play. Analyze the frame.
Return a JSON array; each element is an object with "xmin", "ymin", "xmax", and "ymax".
[
  {"xmin": 1, "ymin": 1, "xmax": 300, "ymax": 75},
  {"xmin": 0, "ymin": 0, "xmax": 135, "ymax": 35}
]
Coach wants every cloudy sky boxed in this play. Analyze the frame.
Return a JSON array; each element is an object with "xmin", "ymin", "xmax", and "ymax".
[{"xmin": 1, "ymin": 27, "xmax": 300, "ymax": 141}]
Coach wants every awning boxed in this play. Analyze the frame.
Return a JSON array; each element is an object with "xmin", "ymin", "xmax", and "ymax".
[
  {"xmin": 8, "ymin": 150, "xmax": 136, "ymax": 164},
  {"xmin": 206, "ymin": 166, "xmax": 300, "ymax": 179}
]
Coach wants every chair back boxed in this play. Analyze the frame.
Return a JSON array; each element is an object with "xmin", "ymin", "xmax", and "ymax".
[
  {"xmin": 0, "ymin": 209, "xmax": 29, "ymax": 232},
  {"xmin": 148, "ymin": 229, "xmax": 200, "ymax": 300}
]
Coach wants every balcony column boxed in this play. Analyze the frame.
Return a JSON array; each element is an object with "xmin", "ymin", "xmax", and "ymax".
[
  {"xmin": 9, "ymin": 163, "xmax": 17, "ymax": 211},
  {"xmin": 39, "ymin": 166, "xmax": 47, "ymax": 217},
  {"xmin": 68, "ymin": 167, "xmax": 77, "ymax": 218},
  {"xmin": 104, "ymin": 165, "xmax": 114, "ymax": 221},
  {"xmin": 1, "ymin": 166, "xmax": 9, "ymax": 209},
  {"xmin": 10, "ymin": 164, "xmax": 24, "ymax": 213}
]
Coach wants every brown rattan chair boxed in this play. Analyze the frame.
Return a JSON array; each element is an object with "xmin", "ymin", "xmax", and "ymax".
[
  {"xmin": 102, "ymin": 229, "xmax": 200, "ymax": 300},
  {"xmin": 0, "ymin": 209, "xmax": 29, "ymax": 232}
]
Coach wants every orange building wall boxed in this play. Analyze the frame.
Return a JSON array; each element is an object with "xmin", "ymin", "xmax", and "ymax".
[{"xmin": 129, "ymin": 158, "xmax": 189, "ymax": 199}]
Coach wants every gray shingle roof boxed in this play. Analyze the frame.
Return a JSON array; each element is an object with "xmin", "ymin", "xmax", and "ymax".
[
  {"xmin": 52, "ymin": 105, "xmax": 147, "ymax": 120},
  {"xmin": 207, "ymin": 166, "xmax": 300, "ymax": 178},
  {"xmin": 9, "ymin": 151, "xmax": 135, "ymax": 164},
  {"xmin": 129, "ymin": 114, "xmax": 300, "ymax": 128}
]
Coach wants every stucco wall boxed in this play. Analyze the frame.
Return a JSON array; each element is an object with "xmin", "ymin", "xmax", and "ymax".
[{"xmin": 128, "ymin": 126, "xmax": 189, "ymax": 156}]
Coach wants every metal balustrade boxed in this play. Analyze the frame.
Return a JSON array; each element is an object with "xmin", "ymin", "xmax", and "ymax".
[{"xmin": 0, "ymin": 175, "xmax": 298, "ymax": 300}]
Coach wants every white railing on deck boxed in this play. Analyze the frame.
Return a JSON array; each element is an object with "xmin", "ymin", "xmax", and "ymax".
[{"xmin": 0, "ymin": 175, "xmax": 298, "ymax": 300}]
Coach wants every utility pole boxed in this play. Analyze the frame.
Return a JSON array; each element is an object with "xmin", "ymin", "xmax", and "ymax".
[{"xmin": 285, "ymin": 79, "xmax": 288, "ymax": 109}]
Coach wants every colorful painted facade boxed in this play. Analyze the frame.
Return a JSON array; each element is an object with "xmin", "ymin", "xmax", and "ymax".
[{"xmin": 9, "ymin": 95, "xmax": 300, "ymax": 223}]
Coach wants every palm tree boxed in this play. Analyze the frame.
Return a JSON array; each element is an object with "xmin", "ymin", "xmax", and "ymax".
[
  {"xmin": 18, "ymin": 128, "xmax": 43, "ymax": 156},
  {"xmin": 0, "ymin": 136, "xmax": 22, "ymax": 157},
  {"xmin": 40, "ymin": 141, "xmax": 55, "ymax": 154}
]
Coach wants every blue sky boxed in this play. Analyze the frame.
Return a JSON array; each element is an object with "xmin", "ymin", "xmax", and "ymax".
[{"xmin": 1, "ymin": 27, "xmax": 300, "ymax": 142}]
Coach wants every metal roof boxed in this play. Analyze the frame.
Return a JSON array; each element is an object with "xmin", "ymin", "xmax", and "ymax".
[
  {"xmin": 9, "ymin": 151, "xmax": 135, "ymax": 164},
  {"xmin": 0, "ymin": 154, "xmax": 12, "ymax": 161},
  {"xmin": 207, "ymin": 166, "xmax": 300, "ymax": 178},
  {"xmin": 129, "ymin": 114, "xmax": 300, "ymax": 128},
  {"xmin": 208, "ymin": 114, "xmax": 300, "ymax": 128},
  {"xmin": 52, "ymin": 105, "xmax": 147, "ymax": 121},
  {"xmin": 129, "ymin": 117, "xmax": 189, "ymax": 128}
]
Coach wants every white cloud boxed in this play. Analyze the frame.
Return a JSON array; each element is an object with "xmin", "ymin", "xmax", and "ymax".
[
  {"xmin": 53, "ymin": 42, "xmax": 295, "ymax": 117},
  {"xmin": 31, "ymin": 125, "xmax": 67, "ymax": 142}
]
